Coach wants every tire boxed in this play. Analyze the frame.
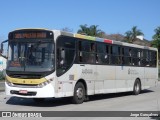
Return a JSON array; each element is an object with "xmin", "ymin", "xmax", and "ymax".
[
  {"xmin": 72, "ymin": 82, "xmax": 85, "ymax": 104},
  {"xmin": 133, "ymin": 79, "xmax": 141, "ymax": 95}
]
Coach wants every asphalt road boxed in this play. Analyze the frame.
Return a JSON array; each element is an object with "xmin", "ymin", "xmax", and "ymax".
[{"xmin": 0, "ymin": 82, "xmax": 160, "ymax": 120}]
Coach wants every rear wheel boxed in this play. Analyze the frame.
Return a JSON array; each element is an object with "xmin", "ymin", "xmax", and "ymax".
[
  {"xmin": 133, "ymin": 79, "xmax": 141, "ymax": 95},
  {"xmin": 72, "ymin": 82, "xmax": 85, "ymax": 104}
]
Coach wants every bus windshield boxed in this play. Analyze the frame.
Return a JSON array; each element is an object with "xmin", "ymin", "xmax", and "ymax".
[{"xmin": 7, "ymin": 40, "xmax": 55, "ymax": 73}]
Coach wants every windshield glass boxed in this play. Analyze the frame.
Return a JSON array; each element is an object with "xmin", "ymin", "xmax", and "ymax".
[{"xmin": 7, "ymin": 40, "xmax": 55, "ymax": 72}]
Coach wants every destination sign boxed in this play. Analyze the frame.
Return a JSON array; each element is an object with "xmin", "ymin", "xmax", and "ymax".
[
  {"xmin": 14, "ymin": 32, "xmax": 47, "ymax": 39},
  {"xmin": 9, "ymin": 29, "xmax": 53, "ymax": 39}
]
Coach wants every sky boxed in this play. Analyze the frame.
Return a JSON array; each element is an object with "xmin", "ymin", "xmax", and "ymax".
[{"xmin": 0, "ymin": 0, "xmax": 160, "ymax": 41}]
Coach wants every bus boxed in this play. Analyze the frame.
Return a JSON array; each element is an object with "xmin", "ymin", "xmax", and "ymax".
[{"xmin": 1, "ymin": 28, "xmax": 158, "ymax": 104}]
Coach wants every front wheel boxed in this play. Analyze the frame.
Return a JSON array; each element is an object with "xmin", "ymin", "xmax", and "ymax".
[
  {"xmin": 72, "ymin": 82, "xmax": 85, "ymax": 104},
  {"xmin": 133, "ymin": 79, "xmax": 141, "ymax": 95}
]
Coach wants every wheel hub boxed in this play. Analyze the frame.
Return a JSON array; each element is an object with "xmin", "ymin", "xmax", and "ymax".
[{"xmin": 76, "ymin": 88, "xmax": 83, "ymax": 99}]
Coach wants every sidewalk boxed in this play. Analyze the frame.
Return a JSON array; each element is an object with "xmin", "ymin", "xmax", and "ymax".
[{"xmin": 0, "ymin": 80, "xmax": 5, "ymax": 92}]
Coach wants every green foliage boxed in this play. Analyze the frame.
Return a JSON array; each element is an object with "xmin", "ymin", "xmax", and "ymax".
[
  {"xmin": 125, "ymin": 26, "xmax": 144, "ymax": 43},
  {"xmin": 151, "ymin": 26, "xmax": 160, "ymax": 49},
  {"xmin": 151, "ymin": 26, "xmax": 160, "ymax": 64},
  {"xmin": 77, "ymin": 24, "xmax": 104, "ymax": 38}
]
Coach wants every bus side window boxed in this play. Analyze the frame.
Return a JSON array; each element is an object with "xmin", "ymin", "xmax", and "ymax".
[
  {"xmin": 60, "ymin": 48, "xmax": 65, "ymax": 66},
  {"xmin": 78, "ymin": 41, "xmax": 95, "ymax": 63},
  {"xmin": 90, "ymin": 43, "xmax": 95, "ymax": 52},
  {"xmin": 89, "ymin": 42, "xmax": 95, "ymax": 63},
  {"xmin": 138, "ymin": 50, "xmax": 141, "ymax": 66},
  {"xmin": 118, "ymin": 46, "xmax": 121, "ymax": 65},
  {"xmin": 111, "ymin": 46, "xmax": 119, "ymax": 65},
  {"xmin": 57, "ymin": 48, "xmax": 65, "ymax": 68},
  {"xmin": 121, "ymin": 47, "xmax": 124, "ymax": 65},
  {"xmin": 96, "ymin": 43, "xmax": 105, "ymax": 64},
  {"xmin": 78, "ymin": 41, "xmax": 82, "ymax": 62},
  {"xmin": 150, "ymin": 51, "xmax": 157, "ymax": 67}
]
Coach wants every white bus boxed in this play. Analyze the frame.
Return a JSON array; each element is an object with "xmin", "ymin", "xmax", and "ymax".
[{"xmin": 1, "ymin": 28, "xmax": 158, "ymax": 104}]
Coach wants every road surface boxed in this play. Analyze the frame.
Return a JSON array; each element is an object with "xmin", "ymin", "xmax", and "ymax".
[{"xmin": 0, "ymin": 82, "xmax": 160, "ymax": 120}]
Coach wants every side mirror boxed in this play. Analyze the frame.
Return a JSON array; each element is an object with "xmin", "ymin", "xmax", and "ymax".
[{"xmin": 0, "ymin": 40, "xmax": 8, "ymax": 59}]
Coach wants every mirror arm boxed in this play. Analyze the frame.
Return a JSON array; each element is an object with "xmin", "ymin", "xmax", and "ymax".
[{"xmin": 0, "ymin": 40, "xmax": 8, "ymax": 59}]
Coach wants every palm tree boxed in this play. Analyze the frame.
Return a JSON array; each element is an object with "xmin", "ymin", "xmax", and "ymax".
[
  {"xmin": 89, "ymin": 25, "xmax": 103, "ymax": 37},
  {"xmin": 77, "ymin": 24, "xmax": 89, "ymax": 35},
  {"xmin": 154, "ymin": 26, "xmax": 160, "ymax": 35},
  {"xmin": 125, "ymin": 31, "xmax": 132, "ymax": 43},
  {"xmin": 125, "ymin": 26, "xmax": 144, "ymax": 43},
  {"xmin": 77, "ymin": 24, "xmax": 104, "ymax": 37}
]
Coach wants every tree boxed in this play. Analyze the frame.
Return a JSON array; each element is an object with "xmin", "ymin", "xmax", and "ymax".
[
  {"xmin": 151, "ymin": 26, "xmax": 160, "ymax": 49},
  {"xmin": 77, "ymin": 24, "xmax": 89, "ymax": 35},
  {"xmin": 124, "ymin": 31, "xmax": 132, "ymax": 43},
  {"xmin": 77, "ymin": 24, "xmax": 104, "ymax": 37},
  {"xmin": 151, "ymin": 26, "xmax": 160, "ymax": 64},
  {"xmin": 125, "ymin": 26, "xmax": 144, "ymax": 43}
]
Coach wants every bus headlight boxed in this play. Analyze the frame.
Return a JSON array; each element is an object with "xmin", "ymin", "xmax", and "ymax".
[
  {"xmin": 37, "ymin": 78, "xmax": 54, "ymax": 88},
  {"xmin": 5, "ymin": 78, "xmax": 13, "ymax": 86}
]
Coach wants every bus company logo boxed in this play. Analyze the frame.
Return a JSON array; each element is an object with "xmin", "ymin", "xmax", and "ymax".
[
  {"xmin": 2, "ymin": 112, "xmax": 11, "ymax": 117},
  {"xmin": 128, "ymin": 69, "xmax": 138, "ymax": 75},
  {"xmin": 82, "ymin": 69, "xmax": 93, "ymax": 74}
]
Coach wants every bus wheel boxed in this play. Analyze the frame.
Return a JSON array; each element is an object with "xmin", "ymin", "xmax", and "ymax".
[
  {"xmin": 133, "ymin": 79, "xmax": 141, "ymax": 95},
  {"xmin": 33, "ymin": 98, "xmax": 45, "ymax": 103},
  {"xmin": 72, "ymin": 82, "xmax": 85, "ymax": 104}
]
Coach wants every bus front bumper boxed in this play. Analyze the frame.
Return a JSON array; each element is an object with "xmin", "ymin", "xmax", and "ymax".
[{"xmin": 5, "ymin": 82, "xmax": 55, "ymax": 98}]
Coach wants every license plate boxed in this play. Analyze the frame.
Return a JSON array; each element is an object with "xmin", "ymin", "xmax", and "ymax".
[{"xmin": 19, "ymin": 90, "xmax": 28, "ymax": 94}]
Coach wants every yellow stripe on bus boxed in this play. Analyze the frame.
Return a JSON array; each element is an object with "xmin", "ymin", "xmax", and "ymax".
[
  {"xmin": 6, "ymin": 75, "xmax": 46, "ymax": 85},
  {"xmin": 75, "ymin": 34, "xmax": 96, "ymax": 40}
]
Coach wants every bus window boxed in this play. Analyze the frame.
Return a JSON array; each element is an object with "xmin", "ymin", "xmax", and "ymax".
[
  {"xmin": 81, "ymin": 41, "xmax": 90, "ymax": 52},
  {"xmin": 141, "ymin": 50, "xmax": 150, "ymax": 66},
  {"xmin": 97, "ymin": 43, "xmax": 104, "ymax": 53},
  {"xmin": 150, "ymin": 51, "xmax": 157, "ymax": 67},
  {"xmin": 78, "ymin": 41, "xmax": 96, "ymax": 64},
  {"xmin": 90, "ymin": 43, "xmax": 96, "ymax": 52},
  {"xmin": 56, "ymin": 36, "xmax": 76, "ymax": 76},
  {"xmin": 96, "ymin": 43, "xmax": 105, "ymax": 64},
  {"xmin": 111, "ymin": 46, "xmax": 120, "ymax": 65}
]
